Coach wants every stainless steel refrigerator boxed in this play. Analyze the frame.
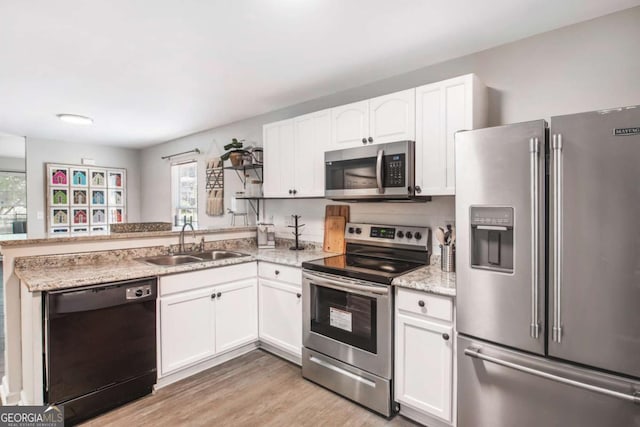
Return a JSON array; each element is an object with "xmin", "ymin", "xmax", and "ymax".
[{"xmin": 455, "ymin": 106, "xmax": 640, "ymax": 427}]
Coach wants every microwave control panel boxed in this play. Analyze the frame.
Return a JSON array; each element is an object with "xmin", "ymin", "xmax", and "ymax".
[{"xmin": 383, "ymin": 154, "xmax": 405, "ymax": 187}]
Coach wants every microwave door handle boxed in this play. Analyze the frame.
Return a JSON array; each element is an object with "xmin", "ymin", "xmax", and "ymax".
[{"xmin": 376, "ymin": 148, "xmax": 384, "ymax": 194}]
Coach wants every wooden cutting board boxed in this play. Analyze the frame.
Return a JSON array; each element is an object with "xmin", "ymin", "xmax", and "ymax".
[
  {"xmin": 323, "ymin": 216, "xmax": 347, "ymax": 254},
  {"xmin": 325, "ymin": 205, "xmax": 350, "ymax": 222}
]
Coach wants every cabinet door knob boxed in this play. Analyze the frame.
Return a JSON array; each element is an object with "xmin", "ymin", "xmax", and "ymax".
[
  {"xmin": 368, "ymin": 136, "xmax": 374, "ymax": 143},
  {"xmin": 296, "ymin": 293, "xmax": 301, "ymax": 298},
  {"xmin": 442, "ymin": 333, "xmax": 450, "ymax": 341},
  {"xmin": 211, "ymin": 293, "xmax": 216, "ymax": 299},
  {"xmin": 288, "ymin": 189, "xmax": 293, "ymax": 195},
  {"xmin": 293, "ymin": 189, "xmax": 297, "ymax": 195},
  {"xmin": 418, "ymin": 300, "xmax": 425, "ymax": 307},
  {"xmin": 275, "ymin": 270, "xmax": 280, "ymax": 275},
  {"xmin": 415, "ymin": 185, "xmax": 422, "ymax": 194},
  {"xmin": 217, "ymin": 292, "xmax": 222, "ymax": 298},
  {"xmin": 362, "ymin": 138, "xmax": 367, "ymax": 144}
]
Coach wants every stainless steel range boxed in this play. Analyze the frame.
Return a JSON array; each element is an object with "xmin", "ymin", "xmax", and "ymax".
[{"xmin": 301, "ymin": 222, "xmax": 431, "ymax": 416}]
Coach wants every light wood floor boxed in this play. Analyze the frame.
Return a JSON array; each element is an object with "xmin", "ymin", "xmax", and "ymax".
[{"xmin": 82, "ymin": 349, "xmax": 419, "ymax": 427}]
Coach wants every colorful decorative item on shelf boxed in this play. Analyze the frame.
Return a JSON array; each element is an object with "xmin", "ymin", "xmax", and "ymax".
[{"xmin": 47, "ymin": 163, "xmax": 126, "ymax": 234}]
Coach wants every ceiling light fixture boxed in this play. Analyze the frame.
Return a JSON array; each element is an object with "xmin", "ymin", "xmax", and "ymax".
[{"xmin": 56, "ymin": 113, "xmax": 94, "ymax": 125}]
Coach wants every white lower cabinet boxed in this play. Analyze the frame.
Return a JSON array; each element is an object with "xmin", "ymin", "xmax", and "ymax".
[
  {"xmin": 395, "ymin": 288, "xmax": 454, "ymax": 425},
  {"xmin": 214, "ymin": 278, "xmax": 258, "ymax": 354},
  {"xmin": 258, "ymin": 262, "xmax": 303, "ymax": 362},
  {"xmin": 259, "ymin": 279, "xmax": 302, "ymax": 356},
  {"xmin": 159, "ymin": 263, "xmax": 258, "ymax": 376},
  {"xmin": 160, "ymin": 288, "xmax": 216, "ymax": 374}
]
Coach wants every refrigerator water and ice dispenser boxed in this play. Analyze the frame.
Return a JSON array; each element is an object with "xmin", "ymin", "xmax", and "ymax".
[{"xmin": 470, "ymin": 206, "xmax": 514, "ymax": 273}]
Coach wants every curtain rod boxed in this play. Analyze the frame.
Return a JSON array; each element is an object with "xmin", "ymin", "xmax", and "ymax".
[{"xmin": 161, "ymin": 148, "xmax": 201, "ymax": 160}]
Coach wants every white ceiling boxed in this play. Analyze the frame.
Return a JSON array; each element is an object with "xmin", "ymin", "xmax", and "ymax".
[{"xmin": 0, "ymin": 0, "xmax": 638, "ymax": 148}]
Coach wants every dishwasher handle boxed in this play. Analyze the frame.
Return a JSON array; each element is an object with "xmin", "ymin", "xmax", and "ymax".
[{"xmin": 47, "ymin": 278, "xmax": 157, "ymax": 316}]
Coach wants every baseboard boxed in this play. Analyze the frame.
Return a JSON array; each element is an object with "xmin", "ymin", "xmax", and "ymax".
[
  {"xmin": 155, "ymin": 342, "xmax": 258, "ymax": 389},
  {"xmin": 399, "ymin": 403, "xmax": 453, "ymax": 427},
  {"xmin": 258, "ymin": 342, "xmax": 301, "ymax": 366}
]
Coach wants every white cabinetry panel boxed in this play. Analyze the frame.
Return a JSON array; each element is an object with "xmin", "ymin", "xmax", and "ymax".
[
  {"xmin": 258, "ymin": 279, "xmax": 302, "ymax": 357},
  {"xmin": 160, "ymin": 288, "xmax": 215, "ymax": 375},
  {"xmin": 215, "ymin": 278, "xmax": 258, "ymax": 353},
  {"xmin": 415, "ymin": 74, "xmax": 487, "ymax": 195},
  {"xmin": 369, "ymin": 89, "xmax": 415, "ymax": 144},
  {"xmin": 263, "ymin": 119, "xmax": 295, "ymax": 197},
  {"xmin": 330, "ymin": 100, "xmax": 369, "ymax": 149}
]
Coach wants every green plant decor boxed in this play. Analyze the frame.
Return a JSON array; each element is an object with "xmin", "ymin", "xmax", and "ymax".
[{"xmin": 220, "ymin": 138, "xmax": 246, "ymax": 161}]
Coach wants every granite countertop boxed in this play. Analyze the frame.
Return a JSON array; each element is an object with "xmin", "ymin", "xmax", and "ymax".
[
  {"xmin": 15, "ymin": 237, "xmax": 455, "ymax": 296},
  {"xmin": 16, "ymin": 246, "xmax": 332, "ymax": 292},
  {"xmin": 392, "ymin": 258, "xmax": 456, "ymax": 297}
]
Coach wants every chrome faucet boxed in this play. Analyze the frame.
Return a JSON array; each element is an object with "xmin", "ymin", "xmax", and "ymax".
[{"xmin": 179, "ymin": 223, "xmax": 196, "ymax": 253}]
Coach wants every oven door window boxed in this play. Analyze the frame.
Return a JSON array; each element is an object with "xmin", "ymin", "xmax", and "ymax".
[{"xmin": 310, "ymin": 284, "xmax": 377, "ymax": 354}]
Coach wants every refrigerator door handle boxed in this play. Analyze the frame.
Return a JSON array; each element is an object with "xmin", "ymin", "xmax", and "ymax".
[
  {"xmin": 464, "ymin": 347, "xmax": 640, "ymax": 404},
  {"xmin": 530, "ymin": 137, "xmax": 541, "ymax": 339},
  {"xmin": 552, "ymin": 134, "xmax": 564, "ymax": 343}
]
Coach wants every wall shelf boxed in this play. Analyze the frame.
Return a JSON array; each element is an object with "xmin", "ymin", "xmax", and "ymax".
[{"xmin": 226, "ymin": 163, "xmax": 263, "ymax": 221}]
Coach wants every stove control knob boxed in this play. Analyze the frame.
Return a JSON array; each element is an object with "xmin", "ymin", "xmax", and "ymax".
[
  {"xmin": 405, "ymin": 231, "xmax": 413, "ymax": 239},
  {"xmin": 414, "ymin": 232, "xmax": 422, "ymax": 240},
  {"xmin": 348, "ymin": 227, "xmax": 355, "ymax": 234},
  {"xmin": 355, "ymin": 227, "xmax": 362, "ymax": 235},
  {"xmin": 135, "ymin": 289, "xmax": 144, "ymax": 297},
  {"xmin": 396, "ymin": 231, "xmax": 404, "ymax": 238}
]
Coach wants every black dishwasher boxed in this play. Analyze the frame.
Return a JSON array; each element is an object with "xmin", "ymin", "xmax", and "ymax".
[{"xmin": 44, "ymin": 278, "xmax": 157, "ymax": 425}]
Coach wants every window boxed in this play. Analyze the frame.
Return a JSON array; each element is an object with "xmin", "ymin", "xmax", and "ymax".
[
  {"xmin": 0, "ymin": 171, "xmax": 27, "ymax": 234},
  {"xmin": 171, "ymin": 161, "xmax": 198, "ymax": 226}
]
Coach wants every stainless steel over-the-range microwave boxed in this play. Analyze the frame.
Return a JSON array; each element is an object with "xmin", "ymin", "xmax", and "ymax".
[{"xmin": 324, "ymin": 140, "xmax": 421, "ymax": 201}]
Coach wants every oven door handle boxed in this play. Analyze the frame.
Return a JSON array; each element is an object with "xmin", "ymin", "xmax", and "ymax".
[{"xmin": 303, "ymin": 272, "xmax": 389, "ymax": 296}]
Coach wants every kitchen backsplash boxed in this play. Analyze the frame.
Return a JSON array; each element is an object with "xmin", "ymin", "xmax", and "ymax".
[{"xmin": 265, "ymin": 196, "xmax": 455, "ymax": 253}]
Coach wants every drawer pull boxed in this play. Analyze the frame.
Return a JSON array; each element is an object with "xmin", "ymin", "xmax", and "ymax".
[
  {"xmin": 296, "ymin": 293, "xmax": 301, "ymax": 298},
  {"xmin": 275, "ymin": 270, "xmax": 280, "ymax": 275},
  {"xmin": 217, "ymin": 292, "xmax": 222, "ymax": 298},
  {"xmin": 418, "ymin": 300, "xmax": 425, "ymax": 308},
  {"xmin": 211, "ymin": 293, "xmax": 216, "ymax": 299},
  {"xmin": 442, "ymin": 333, "xmax": 450, "ymax": 341}
]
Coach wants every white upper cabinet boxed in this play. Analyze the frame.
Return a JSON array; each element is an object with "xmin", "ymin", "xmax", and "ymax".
[
  {"xmin": 415, "ymin": 74, "xmax": 487, "ymax": 195},
  {"xmin": 263, "ymin": 119, "xmax": 295, "ymax": 198},
  {"xmin": 330, "ymin": 89, "xmax": 415, "ymax": 149},
  {"xmin": 263, "ymin": 112, "xmax": 329, "ymax": 198},
  {"xmin": 369, "ymin": 89, "xmax": 415, "ymax": 144},
  {"xmin": 293, "ymin": 110, "xmax": 331, "ymax": 197},
  {"xmin": 330, "ymin": 100, "xmax": 369, "ymax": 149},
  {"xmin": 263, "ymin": 74, "xmax": 486, "ymax": 197}
]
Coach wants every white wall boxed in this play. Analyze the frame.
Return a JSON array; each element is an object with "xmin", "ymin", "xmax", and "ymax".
[
  {"xmin": 26, "ymin": 138, "xmax": 141, "ymax": 237},
  {"xmin": 0, "ymin": 157, "xmax": 25, "ymax": 172},
  {"xmin": 140, "ymin": 7, "xmax": 640, "ymax": 247}
]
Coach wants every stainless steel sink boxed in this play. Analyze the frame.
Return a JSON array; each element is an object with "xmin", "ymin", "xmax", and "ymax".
[
  {"xmin": 140, "ymin": 254, "xmax": 204, "ymax": 266},
  {"xmin": 192, "ymin": 250, "xmax": 247, "ymax": 261},
  {"xmin": 138, "ymin": 250, "xmax": 248, "ymax": 266}
]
